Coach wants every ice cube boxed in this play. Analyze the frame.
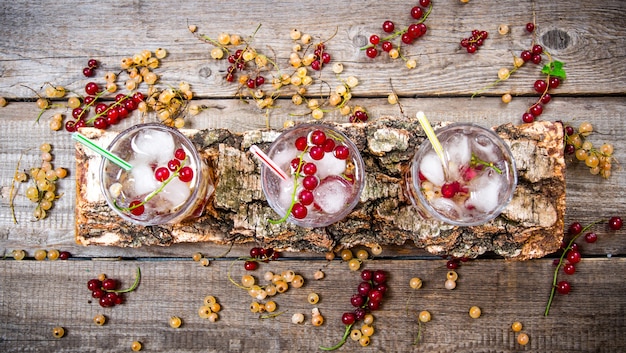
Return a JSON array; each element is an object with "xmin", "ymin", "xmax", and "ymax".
[
  {"xmin": 444, "ymin": 134, "xmax": 471, "ymax": 166},
  {"xmin": 271, "ymin": 145, "xmax": 299, "ymax": 173},
  {"xmin": 160, "ymin": 178, "xmax": 191, "ymax": 208},
  {"xmin": 313, "ymin": 152, "xmax": 346, "ymax": 180},
  {"xmin": 277, "ymin": 178, "xmax": 296, "ymax": 210},
  {"xmin": 466, "ymin": 171, "xmax": 503, "ymax": 213},
  {"xmin": 128, "ymin": 163, "xmax": 159, "ymax": 196},
  {"xmin": 131, "ymin": 130, "xmax": 175, "ymax": 165},
  {"xmin": 429, "ymin": 197, "xmax": 463, "ymax": 220},
  {"xmin": 314, "ymin": 176, "xmax": 351, "ymax": 214},
  {"xmin": 471, "ymin": 134, "xmax": 500, "ymax": 165},
  {"xmin": 419, "ymin": 151, "xmax": 445, "ymax": 186}
]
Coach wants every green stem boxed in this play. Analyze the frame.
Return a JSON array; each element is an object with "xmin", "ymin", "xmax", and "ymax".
[
  {"xmin": 471, "ymin": 154, "xmax": 502, "ymax": 174},
  {"xmin": 544, "ymin": 219, "xmax": 605, "ymax": 316},
  {"xmin": 109, "ymin": 267, "xmax": 141, "ymax": 293},
  {"xmin": 319, "ymin": 323, "xmax": 353, "ymax": 351},
  {"xmin": 268, "ymin": 151, "xmax": 306, "ymax": 225}
]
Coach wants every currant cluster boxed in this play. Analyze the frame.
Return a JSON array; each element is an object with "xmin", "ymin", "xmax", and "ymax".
[
  {"xmin": 197, "ymin": 295, "xmax": 221, "ymax": 322},
  {"xmin": 124, "ymin": 147, "xmax": 193, "ymax": 217},
  {"xmin": 239, "ymin": 269, "xmax": 304, "ymax": 318},
  {"xmin": 460, "ymin": 29, "xmax": 489, "ymax": 54},
  {"xmin": 145, "ymin": 81, "xmax": 194, "ymax": 128},
  {"xmin": 11, "ymin": 249, "xmax": 70, "ymax": 260},
  {"xmin": 288, "ymin": 129, "xmax": 354, "ymax": 220},
  {"xmin": 244, "ymin": 246, "xmax": 280, "ymax": 271},
  {"xmin": 363, "ymin": 0, "xmax": 432, "ymax": 69},
  {"xmin": 82, "ymin": 58, "xmax": 99, "ymax": 78},
  {"xmin": 564, "ymin": 122, "xmax": 615, "ymax": 178},
  {"xmin": 545, "ymin": 217, "xmax": 622, "ymax": 315},
  {"xmin": 13, "ymin": 143, "xmax": 68, "ymax": 220},
  {"xmin": 86, "ymin": 268, "xmax": 141, "ymax": 308}
]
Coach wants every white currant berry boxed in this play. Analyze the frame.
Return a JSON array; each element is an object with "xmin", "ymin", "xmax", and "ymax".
[
  {"xmin": 211, "ymin": 48, "xmax": 224, "ymax": 59},
  {"xmin": 332, "ymin": 62, "xmax": 344, "ymax": 74},
  {"xmin": 498, "ymin": 24, "xmax": 509, "ymax": 35},
  {"xmin": 290, "ymin": 29, "xmax": 302, "ymax": 40},
  {"xmin": 406, "ymin": 59, "xmax": 417, "ymax": 69}
]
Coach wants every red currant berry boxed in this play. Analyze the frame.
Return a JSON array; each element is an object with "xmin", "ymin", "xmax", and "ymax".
[
  {"xmin": 526, "ymin": 23, "xmax": 535, "ymax": 33},
  {"xmin": 401, "ymin": 33, "xmax": 413, "ymax": 44},
  {"xmin": 255, "ymin": 76, "xmax": 265, "ymax": 87},
  {"xmin": 532, "ymin": 44, "xmax": 543, "ymax": 55},
  {"xmin": 322, "ymin": 139, "xmax": 336, "ymax": 153},
  {"xmin": 354, "ymin": 308, "xmax": 366, "ymax": 321},
  {"xmin": 541, "ymin": 93, "xmax": 552, "ymax": 105},
  {"xmin": 244, "ymin": 260, "xmax": 258, "ymax": 271},
  {"xmin": 246, "ymin": 78, "xmax": 256, "ymax": 89},
  {"xmin": 309, "ymin": 130, "xmax": 327, "ymax": 145},
  {"xmin": 99, "ymin": 296, "xmax": 114, "ymax": 308},
  {"xmin": 178, "ymin": 166, "xmax": 194, "ymax": 182},
  {"xmin": 72, "ymin": 107, "xmax": 85, "ymax": 120},
  {"xmin": 154, "ymin": 167, "xmax": 170, "ymax": 182},
  {"xmin": 87, "ymin": 279, "xmax": 102, "ymax": 291},
  {"xmin": 530, "ymin": 104, "xmax": 543, "ymax": 117},
  {"xmin": 333, "ymin": 145, "xmax": 349, "ymax": 160},
  {"xmin": 568, "ymin": 222, "xmax": 583, "ymax": 235},
  {"xmin": 520, "ymin": 50, "xmax": 532, "ymax": 62},
  {"xmin": 95, "ymin": 103, "xmax": 107, "ymax": 115},
  {"xmin": 309, "ymin": 146, "xmax": 325, "ymax": 160},
  {"xmin": 441, "ymin": 182, "xmax": 459, "ymax": 198},
  {"xmin": 124, "ymin": 99, "xmax": 137, "ymax": 111},
  {"xmin": 531, "ymin": 54, "xmax": 542, "ymax": 65},
  {"xmin": 225, "ymin": 73, "xmax": 234, "ymax": 82},
  {"xmin": 75, "ymin": 119, "xmax": 86, "ymax": 129},
  {"xmin": 608, "ymin": 216, "xmax": 623, "ymax": 230},
  {"xmin": 373, "ymin": 270, "xmax": 387, "ymax": 284},
  {"xmin": 419, "ymin": 0, "xmax": 430, "ymax": 6},
  {"xmin": 566, "ymin": 250, "xmax": 582, "ymax": 264},
  {"xmin": 87, "ymin": 59, "xmax": 98, "ymax": 68},
  {"xmin": 350, "ymin": 294, "xmax": 365, "ymax": 307},
  {"xmin": 64, "ymin": 120, "xmax": 77, "ymax": 132},
  {"xmin": 102, "ymin": 278, "xmax": 118, "ymax": 291},
  {"xmin": 382, "ymin": 20, "xmax": 395, "ymax": 33},
  {"xmin": 369, "ymin": 35, "xmax": 380, "ymax": 45},
  {"xmin": 298, "ymin": 190, "xmax": 315, "ymax": 206},
  {"xmin": 117, "ymin": 106, "xmax": 129, "ymax": 119},
  {"xmin": 467, "ymin": 44, "xmax": 477, "ymax": 54},
  {"xmin": 174, "ymin": 148, "xmax": 186, "ymax": 160},
  {"xmin": 290, "ymin": 158, "xmax": 302, "ymax": 172},
  {"xmin": 584, "ymin": 232, "xmax": 597, "ymax": 243},
  {"xmin": 129, "ymin": 200, "xmax": 145, "ymax": 216},
  {"xmin": 366, "ymin": 47, "xmax": 378, "ymax": 59},
  {"xmin": 565, "ymin": 144, "xmax": 575, "ymax": 155},
  {"xmin": 115, "ymin": 94, "xmax": 126, "ymax": 102},
  {"xmin": 382, "ymin": 41, "xmax": 393, "ymax": 52},
  {"xmin": 291, "ymin": 202, "xmax": 308, "ymax": 219},
  {"xmin": 368, "ymin": 289, "xmax": 383, "ymax": 303},
  {"xmin": 321, "ymin": 52, "xmax": 331, "ymax": 64},
  {"xmin": 556, "ymin": 281, "xmax": 571, "ymax": 295},
  {"xmin": 168, "ymin": 159, "xmax": 181, "ymax": 171},
  {"xmin": 360, "ymin": 270, "xmax": 373, "ymax": 281},
  {"xmin": 563, "ymin": 263, "xmax": 576, "ymax": 275},
  {"xmin": 59, "ymin": 251, "xmax": 70, "ymax": 260},
  {"xmin": 302, "ymin": 162, "xmax": 317, "ymax": 175},
  {"xmin": 83, "ymin": 67, "xmax": 95, "ymax": 77},
  {"xmin": 410, "ymin": 6, "xmax": 424, "ymax": 20},
  {"xmin": 565, "ymin": 126, "xmax": 575, "ymax": 136},
  {"xmin": 342, "ymin": 312, "xmax": 356, "ymax": 325},
  {"xmin": 354, "ymin": 110, "xmax": 368, "ymax": 122},
  {"xmin": 92, "ymin": 288, "xmax": 105, "ymax": 299},
  {"xmin": 132, "ymin": 92, "xmax": 145, "ymax": 103},
  {"xmin": 549, "ymin": 77, "xmax": 560, "ymax": 89},
  {"xmin": 357, "ymin": 281, "xmax": 372, "ymax": 296},
  {"xmin": 302, "ymin": 175, "xmax": 319, "ymax": 190},
  {"xmin": 249, "ymin": 247, "xmax": 262, "ymax": 258},
  {"xmin": 95, "ymin": 117, "xmax": 110, "ymax": 130},
  {"xmin": 295, "ymin": 136, "xmax": 308, "ymax": 151},
  {"xmin": 534, "ymin": 80, "xmax": 548, "ymax": 93},
  {"xmin": 368, "ymin": 300, "xmax": 380, "ymax": 311},
  {"xmin": 460, "ymin": 38, "xmax": 469, "ymax": 48},
  {"xmin": 446, "ymin": 259, "xmax": 459, "ymax": 270},
  {"xmin": 85, "ymin": 82, "xmax": 100, "ymax": 95}
]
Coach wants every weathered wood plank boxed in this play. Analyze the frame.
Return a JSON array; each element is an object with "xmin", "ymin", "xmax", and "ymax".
[
  {"xmin": 1, "ymin": 258, "xmax": 625, "ymax": 353},
  {"xmin": 0, "ymin": 0, "xmax": 624, "ymax": 98},
  {"xmin": 74, "ymin": 118, "xmax": 565, "ymax": 260}
]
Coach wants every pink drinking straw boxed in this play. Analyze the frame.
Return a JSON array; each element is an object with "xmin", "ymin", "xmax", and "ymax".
[{"xmin": 250, "ymin": 145, "xmax": 289, "ymax": 181}]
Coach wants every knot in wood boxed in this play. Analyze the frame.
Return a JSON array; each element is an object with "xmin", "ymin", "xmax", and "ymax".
[
  {"xmin": 199, "ymin": 66, "xmax": 212, "ymax": 78},
  {"xmin": 541, "ymin": 29, "xmax": 571, "ymax": 50}
]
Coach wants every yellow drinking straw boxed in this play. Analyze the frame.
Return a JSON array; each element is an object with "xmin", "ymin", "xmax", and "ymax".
[{"xmin": 416, "ymin": 111, "xmax": 448, "ymax": 173}]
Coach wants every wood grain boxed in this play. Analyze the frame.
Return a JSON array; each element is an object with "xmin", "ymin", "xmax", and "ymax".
[
  {"xmin": 0, "ymin": 0, "xmax": 625, "ymax": 352},
  {"xmin": 1, "ymin": 258, "xmax": 625, "ymax": 353}
]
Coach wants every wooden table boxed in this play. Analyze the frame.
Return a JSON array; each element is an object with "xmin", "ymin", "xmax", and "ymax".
[{"xmin": 1, "ymin": 0, "xmax": 625, "ymax": 352}]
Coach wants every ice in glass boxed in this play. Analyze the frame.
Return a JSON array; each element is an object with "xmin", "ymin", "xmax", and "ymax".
[
  {"xmin": 260, "ymin": 124, "xmax": 365, "ymax": 228},
  {"xmin": 100, "ymin": 123, "xmax": 213, "ymax": 226},
  {"xmin": 406, "ymin": 123, "xmax": 517, "ymax": 226}
]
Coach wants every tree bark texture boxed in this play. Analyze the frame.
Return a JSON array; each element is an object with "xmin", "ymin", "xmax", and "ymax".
[{"xmin": 75, "ymin": 117, "xmax": 565, "ymax": 260}]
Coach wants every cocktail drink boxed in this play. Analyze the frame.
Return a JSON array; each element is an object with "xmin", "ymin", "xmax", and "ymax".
[
  {"xmin": 406, "ymin": 123, "xmax": 517, "ymax": 226},
  {"xmin": 100, "ymin": 123, "xmax": 213, "ymax": 226},
  {"xmin": 260, "ymin": 124, "xmax": 365, "ymax": 228}
]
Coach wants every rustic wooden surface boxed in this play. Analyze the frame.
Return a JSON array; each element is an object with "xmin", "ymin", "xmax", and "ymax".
[{"xmin": 1, "ymin": 0, "xmax": 625, "ymax": 352}]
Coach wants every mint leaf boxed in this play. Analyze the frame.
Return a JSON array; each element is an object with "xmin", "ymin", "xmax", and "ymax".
[{"xmin": 542, "ymin": 60, "xmax": 566, "ymax": 80}]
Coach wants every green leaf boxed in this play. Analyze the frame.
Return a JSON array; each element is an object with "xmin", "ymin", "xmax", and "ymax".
[{"xmin": 542, "ymin": 60, "xmax": 567, "ymax": 80}]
